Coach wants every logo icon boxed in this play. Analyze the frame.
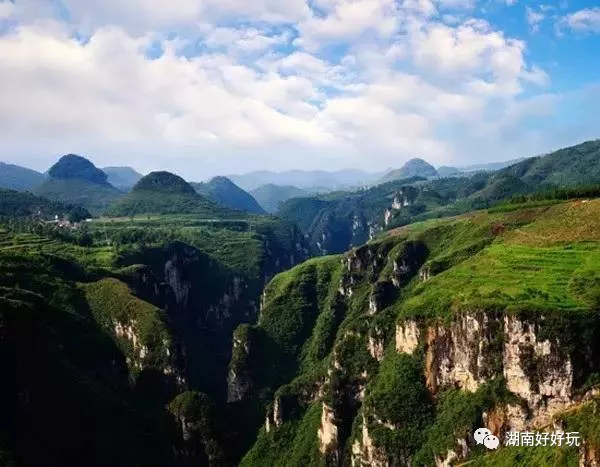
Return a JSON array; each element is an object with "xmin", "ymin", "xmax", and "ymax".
[{"xmin": 474, "ymin": 428, "xmax": 500, "ymax": 450}]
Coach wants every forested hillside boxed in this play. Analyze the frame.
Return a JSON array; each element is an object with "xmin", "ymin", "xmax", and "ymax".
[
  {"xmin": 232, "ymin": 198, "xmax": 600, "ymax": 466},
  {"xmin": 192, "ymin": 177, "xmax": 266, "ymax": 215},
  {"xmin": 0, "ymin": 210, "xmax": 310, "ymax": 466},
  {"xmin": 35, "ymin": 155, "xmax": 122, "ymax": 214},
  {"xmin": 0, "ymin": 162, "xmax": 45, "ymax": 191},
  {"xmin": 278, "ymin": 140, "xmax": 600, "ymax": 255}
]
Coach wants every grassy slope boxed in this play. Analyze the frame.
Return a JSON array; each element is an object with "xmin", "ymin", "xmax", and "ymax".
[{"xmin": 239, "ymin": 198, "xmax": 600, "ymax": 466}]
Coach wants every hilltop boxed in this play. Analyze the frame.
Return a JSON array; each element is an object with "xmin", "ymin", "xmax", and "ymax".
[
  {"xmin": 102, "ymin": 166, "xmax": 143, "ymax": 191},
  {"xmin": 47, "ymin": 154, "xmax": 110, "ymax": 184},
  {"xmin": 105, "ymin": 171, "xmax": 228, "ymax": 217},
  {"xmin": 250, "ymin": 184, "xmax": 308, "ymax": 214},
  {"xmin": 0, "ymin": 162, "xmax": 45, "ymax": 191},
  {"xmin": 34, "ymin": 155, "xmax": 122, "ymax": 214},
  {"xmin": 192, "ymin": 176, "xmax": 265, "ymax": 215},
  {"xmin": 380, "ymin": 158, "xmax": 438, "ymax": 183}
]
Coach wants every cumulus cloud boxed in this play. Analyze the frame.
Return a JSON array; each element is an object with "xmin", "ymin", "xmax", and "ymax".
[
  {"xmin": 559, "ymin": 7, "xmax": 600, "ymax": 33},
  {"xmin": 0, "ymin": 0, "xmax": 587, "ymax": 178}
]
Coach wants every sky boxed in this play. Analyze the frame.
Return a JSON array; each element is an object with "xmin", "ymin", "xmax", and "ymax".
[{"xmin": 0, "ymin": 0, "xmax": 598, "ymax": 180}]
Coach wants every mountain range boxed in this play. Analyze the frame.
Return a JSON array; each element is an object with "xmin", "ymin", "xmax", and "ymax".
[
  {"xmin": 1, "ymin": 138, "xmax": 600, "ymax": 467},
  {"xmin": 102, "ymin": 166, "xmax": 144, "ymax": 191},
  {"xmin": 277, "ymin": 139, "xmax": 600, "ymax": 254},
  {"xmin": 192, "ymin": 177, "xmax": 265, "ymax": 215},
  {"xmin": 0, "ymin": 162, "xmax": 45, "ymax": 191},
  {"xmin": 33, "ymin": 155, "xmax": 123, "ymax": 215}
]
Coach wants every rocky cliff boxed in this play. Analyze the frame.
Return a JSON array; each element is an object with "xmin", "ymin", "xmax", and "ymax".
[{"xmin": 233, "ymin": 199, "xmax": 600, "ymax": 466}]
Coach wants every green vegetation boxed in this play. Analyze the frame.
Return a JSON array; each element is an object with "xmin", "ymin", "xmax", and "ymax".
[
  {"xmin": 414, "ymin": 379, "xmax": 518, "ymax": 464},
  {"xmin": 469, "ymin": 445, "xmax": 578, "ymax": 466},
  {"xmin": 33, "ymin": 154, "xmax": 123, "ymax": 214},
  {"xmin": 0, "ymin": 188, "xmax": 91, "ymax": 220},
  {"xmin": 0, "ymin": 161, "xmax": 45, "ymax": 191},
  {"xmin": 279, "ymin": 140, "xmax": 600, "ymax": 255},
  {"xmin": 35, "ymin": 177, "xmax": 123, "ymax": 214},
  {"xmin": 238, "ymin": 196, "xmax": 600, "ymax": 466},
  {"xmin": 102, "ymin": 166, "xmax": 143, "ymax": 191},
  {"xmin": 192, "ymin": 176, "xmax": 266, "ymax": 214},
  {"xmin": 47, "ymin": 154, "xmax": 109, "ymax": 184},
  {"xmin": 105, "ymin": 171, "xmax": 232, "ymax": 217},
  {"xmin": 250, "ymin": 183, "xmax": 308, "ymax": 214},
  {"xmin": 0, "ymin": 197, "xmax": 310, "ymax": 466},
  {"xmin": 380, "ymin": 158, "xmax": 439, "ymax": 183},
  {"xmin": 363, "ymin": 353, "xmax": 434, "ymax": 461},
  {"xmin": 241, "ymin": 401, "xmax": 324, "ymax": 467}
]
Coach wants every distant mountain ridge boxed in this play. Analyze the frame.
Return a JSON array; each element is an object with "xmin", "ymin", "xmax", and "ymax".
[
  {"xmin": 192, "ymin": 177, "xmax": 265, "ymax": 214},
  {"xmin": 103, "ymin": 166, "xmax": 143, "ymax": 191},
  {"xmin": 250, "ymin": 184, "xmax": 308, "ymax": 214},
  {"xmin": 278, "ymin": 139, "xmax": 600, "ymax": 255},
  {"xmin": 229, "ymin": 169, "xmax": 384, "ymax": 192},
  {"xmin": 0, "ymin": 162, "xmax": 45, "ymax": 191}
]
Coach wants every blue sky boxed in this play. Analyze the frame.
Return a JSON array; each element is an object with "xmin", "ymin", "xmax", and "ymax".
[{"xmin": 0, "ymin": 0, "xmax": 598, "ymax": 179}]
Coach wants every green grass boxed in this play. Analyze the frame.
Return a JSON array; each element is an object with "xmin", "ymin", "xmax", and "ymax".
[
  {"xmin": 239, "ymin": 198, "xmax": 600, "ymax": 465},
  {"xmin": 240, "ymin": 401, "xmax": 324, "ymax": 467},
  {"xmin": 81, "ymin": 278, "xmax": 172, "ymax": 371},
  {"xmin": 400, "ymin": 242, "xmax": 599, "ymax": 322}
]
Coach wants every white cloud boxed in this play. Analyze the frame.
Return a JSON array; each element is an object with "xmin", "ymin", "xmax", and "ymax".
[
  {"xmin": 526, "ymin": 7, "xmax": 545, "ymax": 33},
  {"xmin": 298, "ymin": 0, "xmax": 400, "ymax": 48},
  {"xmin": 559, "ymin": 7, "xmax": 600, "ymax": 32},
  {"xmin": 0, "ymin": 0, "xmax": 582, "ymax": 178},
  {"xmin": 202, "ymin": 26, "xmax": 292, "ymax": 53},
  {"xmin": 0, "ymin": 1, "xmax": 15, "ymax": 18},
  {"xmin": 437, "ymin": 0, "xmax": 475, "ymax": 10}
]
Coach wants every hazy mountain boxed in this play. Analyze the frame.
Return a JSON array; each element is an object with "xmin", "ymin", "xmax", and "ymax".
[
  {"xmin": 0, "ymin": 162, "xmax": 45, "ymax": 191},
  {"xmin": 278, "ymin": 139, "xmax": 600, "ymax": 255},
  {"xmin": 191, "ymin": 177, "xmax": 265, "ymax": 215},
  {"xmin": 102, "ymin": 166, "xmax": 143, "ymax": 192},
  {"xmin": 105, "ymin": 171, "xmax": 228, "ymax": 217},
  {"xmin": 250, "ymin": 184, "xmax": 308, "ymax": 214},
  {"xmin": 228, "ymin": 169, "xmax": 383, "ymax": 192},
  {"xmin": 380, "ymin": 158, "xmax": 439, "ymax": 183},
  {"xmin": 437, "ymin": 166, "xmax": 461, "ymax": 177},
  {"xmin": 34, "ymin": 155, "xmax": 122, "ymax": 214},
  {"xmin": 458, "ymin": 157, "xmax": 528, "ymax": 173}
]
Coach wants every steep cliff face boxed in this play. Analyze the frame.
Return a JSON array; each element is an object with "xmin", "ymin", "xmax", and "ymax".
[
  {"xmin": 234, "ymin": 200, "xmax": 600, "ymax": 467},
  {"xmin": 0, "ymin": 212, "xmax": 311, "ymax": 466}
]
